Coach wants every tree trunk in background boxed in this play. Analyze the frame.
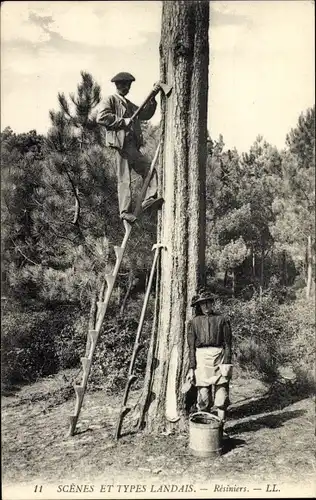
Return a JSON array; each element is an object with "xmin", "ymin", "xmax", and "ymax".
[
  {"xmin": 223, "ymin": 270, "xmax": 228, "ymax": 287},
  {"xmin": 306, "ymin": 235, "xmax": 313, "ymax": 299},
  {"xmin": 119, "ymin": 269, "xmax": 134, "ymax": 315},
  {"xmin": 252, "ymin": 246, "xmax": 256, "ymax": 279},
  {"xmin": 260, "ymin": 246, "xmax": 264, "ymax": 291},
  {"xmin": 141, "ymin": 0, "xmax": 209, "ymax": 433},
  {"xmin": 232, "ymin": 269, "xmax": 236, "ymax": 297},
  {"xmin": 281, "ymin": 250, "xmax": 287, "ymax": 286}
]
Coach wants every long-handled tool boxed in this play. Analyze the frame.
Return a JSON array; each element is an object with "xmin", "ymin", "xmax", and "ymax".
[
  {"xmin": 129, "ymin": 81, "xmax": 172, "ymax": 125},
  {"xmin": 130, "ymin": 82, "xmax": 172, "ymax": 217},
  {"xmin": 114, "ymin": 242, "xmax": 165, "ymax": 440}
]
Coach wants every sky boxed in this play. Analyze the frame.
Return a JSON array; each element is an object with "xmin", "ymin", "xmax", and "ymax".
[{"xmin": 1, "ymin": 0, "xmax": 315, "ymax": 152}]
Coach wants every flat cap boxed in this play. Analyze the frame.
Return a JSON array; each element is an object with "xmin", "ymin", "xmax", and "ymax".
[{"xmin": 111, "ymin": 72, "xmax": 135, "ymax": 83}]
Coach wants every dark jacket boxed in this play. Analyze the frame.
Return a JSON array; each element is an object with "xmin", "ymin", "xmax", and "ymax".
[
  {"xmin": 187, "ymin": 313, "xmax": 232, "ymax": 369},
  {"xmin": 97, "ymin": 94, "xmax": 156, "ymax": 150}
]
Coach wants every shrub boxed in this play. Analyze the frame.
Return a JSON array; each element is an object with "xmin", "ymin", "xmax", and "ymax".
[
  {"xmin": 52, "ymin": 307, "xmax": 88, "ymax": 370},
  {"xmin": 1, "ymin": 292, "xmax": 155, "ymax": 394},
  {"xmin": 1, "ymin": 302, "xmax": 88, "ymax": 389},
  {"xmin": 91, "ymin": 294, "xmax": 154, "ymax": 392},
  {"xmin": 278, "ymin": 297, "xmax": 315, "ymax": 389},
  {"xmin": 218, "ymin": 292, "xmax": 287, "ymax": 382},
  {"xmin": 1, "ymin": 309, "xmax": 58, "ymax": 387},
  {"xmin": 214, "ymin": 290, "xmax": 314, "ymax": 393}
]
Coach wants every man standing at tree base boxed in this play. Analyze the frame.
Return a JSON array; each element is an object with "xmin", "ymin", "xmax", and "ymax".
[
  {"xmin": 186, "ymin": 288, "xmax": 233, "ymax": 424},
  {"xmin": 98, "ymin": 72, "xmax": 163, "ymax": 223}
]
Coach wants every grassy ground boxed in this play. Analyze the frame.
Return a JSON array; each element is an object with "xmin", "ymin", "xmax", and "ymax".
[{"xmin": 2, "ymin": 369, "xmax": 315, "ymax": 499}]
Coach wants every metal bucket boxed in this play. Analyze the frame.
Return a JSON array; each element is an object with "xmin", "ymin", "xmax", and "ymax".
[{"xmin": 189, "ymin": 411, "xmax": 222, "ymax": 458}]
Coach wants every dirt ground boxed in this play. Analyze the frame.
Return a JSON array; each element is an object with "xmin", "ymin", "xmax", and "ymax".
[{"xmin": 2, "ymin": 369, "xmax": 315, "ymax": 499}]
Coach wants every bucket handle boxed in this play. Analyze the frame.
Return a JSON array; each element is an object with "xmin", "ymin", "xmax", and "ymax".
[{"xmin": 190, "ymin": 411, "xmax": 221, "ymax": 422}]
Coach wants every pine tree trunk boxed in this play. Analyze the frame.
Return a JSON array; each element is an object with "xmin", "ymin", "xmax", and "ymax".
[
  {"xmin": 141, "ymin": 0, "xmax": 209, "ymax": 434},
  {"xmin": 232, "ymin": 269, "xmax": 236, "ymax": 297},
  {"xmin": 306, "ymin": 235, "xmax": 313, "ymax": 299},
  {"xmin": 120, "ymin": 269, "xmax": 134, "ymax": 316},
  {"xmin": 252, "ymin": 246, "xmax": 256, "ymax": 279},
  {"xmin": 260, "ymin": 247, "xmax": 264, "ymax": 290},
  {"xmin": 223, "ymin": 269, "xmax": 228, "ymax": 287},
  {"xmin": 281, "ymin": 250, "xmax": 287, "ymax": 286}
]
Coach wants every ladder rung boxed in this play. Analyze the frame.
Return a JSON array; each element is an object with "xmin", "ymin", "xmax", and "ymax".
[
  {"xmin": 105, "ymin": 273, "xmax": 115, "ymax": 288},
  {"xmin": 128, "ymin": 374, "xmax": 137, "ymax": 384},
  {"xmin": 88, "ymin": 329, "xmax": 98, "ymax": 345},
  {"xmin": 123, "ymin": 220, "xmax": 132, "ymax": 233},
  {"xmin": 80, "ymin": 357, "xmax": 90, "ymax": 372},
  {"xmin": 97, "ymin": 302, "xmax": 107, "ymax": 316},
  {"xmin": 135, "ymin": 343, "xmax": 144, "ymax": 353},
  {"xmin": 74, "ymin": 385, "xmax": 84, "ymax": 399},
  {"xmin": 121, "ymin": 406, "xmax": 131, "ymax": 416},
  {"xmin": 114, "ymin": 245, "xmax": 123, "ymax": 260}
]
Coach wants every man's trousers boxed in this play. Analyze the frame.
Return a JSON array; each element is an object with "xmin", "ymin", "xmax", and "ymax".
[
  {"xmin": 116, "ymin": 140, "xmax": 158, "ymax": 216},
  {"xmin": 197, "ymin": 383, "xmax": 230, "ymax": 413}
]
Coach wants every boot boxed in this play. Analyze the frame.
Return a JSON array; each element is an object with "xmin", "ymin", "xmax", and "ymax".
[
  {"xmin": 120, "ymin": 212, "xmax": 137, "ymax": 224},
  {"xmin": 142, "ymin": 197, "xmax": 164, "ymax": 213}
]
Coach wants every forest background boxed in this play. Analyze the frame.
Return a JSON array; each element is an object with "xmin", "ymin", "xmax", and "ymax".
[{"xmin": 1, "ymin": 72, "xmax": 315, "ymax": 401}]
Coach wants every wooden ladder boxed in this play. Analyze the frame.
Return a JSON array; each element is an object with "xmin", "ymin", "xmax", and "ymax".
[{"xmin": 68, "ymin": 145, "xmax": 160, "ymax": 436}]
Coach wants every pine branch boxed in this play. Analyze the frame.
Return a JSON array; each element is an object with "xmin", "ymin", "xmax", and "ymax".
[
  {"xmin": 63, "ymin": 169, "xmax": 80, "ymax": 225},
  {"xmin": 69, "ymin": 93, "xmax": 77, "ymax": 107},
  {"xmin": 49, "ymin": 110, "xmax": 56, "ymax": 124},
  {"xmin": 9, "ymin": 237, "xmax": 40, "ymax": 266},
  {"xmin": 58, "ymin": 93, "xmax": 72, "ymax": 119},
  {"xmin": 48, "ymin": 225, "xmax": 77, "ymax": 244}
]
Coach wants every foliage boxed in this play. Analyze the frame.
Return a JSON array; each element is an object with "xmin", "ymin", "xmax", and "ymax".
[
  {"xmin": 1, "ymin": 291, "xmax": 155, "ymax": 393},
  {"xmin": 206, "ymin": 135, "xmax": 281, "ymax": 293},
  {"xmin": 1, "ymin": 308, "xmax": 58, "ymax": 387},
  {"xmin": 91, "ymin": 295, "xmax": 154, "ymax": 392},
  {"xmin": 278, "ymin": 297, "xmax": 315, "ymax": 371},
  {"xmin": 208, "ymin": 236, "xmax": 249, "ymax": 273},
  {"xmin": 214, "ymin": 288, "xmax": 314, "ymax": 390},
  {"xmin": 1, "ymin": 303, "xmax": 90, "ymax": 388},
  {"xmin": 53, "ymin": 310, "xmax": 88, "ymax": 370},
  {"xmin": 272, "ymin": 106, "xmax": 315, "ymax": 298},
  {"xmin": 1, "ymin": 70, "xmax": 314, "ymax": 395},
  {"xmin": 218, "ymin": 292, "xmax": 287, "ymax": 383},
  {"xmin": 1, "ymin": 128, "xmax": 45, "ymax": 279},
  {"xmin": 286, "ymin": 106, "xmax": 315, "ymax": 170}
]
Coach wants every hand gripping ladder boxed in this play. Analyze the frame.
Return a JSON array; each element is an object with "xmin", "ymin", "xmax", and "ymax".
[{"xmin": 68, "ymin": 144, "xmax": 161, "ymax": 436}]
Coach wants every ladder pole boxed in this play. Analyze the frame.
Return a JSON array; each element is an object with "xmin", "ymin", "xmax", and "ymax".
[
  {"xmin": 95, "ymin": 221, "xmax": 132, "ymax": 331},
  {"xmin": 69, "ymin": 329, "xmax": 99, "ymax": 436},
  {"xmin": 113, "ymin": 224, "xmax": 131, "ymax": 274}
]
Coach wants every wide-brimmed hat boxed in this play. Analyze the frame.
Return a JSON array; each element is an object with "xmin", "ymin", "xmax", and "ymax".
[{"xmin": 191, "ymin": 288, "xmax": 216, "ymax": 306}]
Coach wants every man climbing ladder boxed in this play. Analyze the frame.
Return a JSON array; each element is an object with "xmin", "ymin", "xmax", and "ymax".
[
  {"xmin": 98, "ymin": 72, "xmax": 164, "ymax": 223},
  {"xmin": 68, "ymin": 77, "xmax": 172, "ymax": 436}
]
